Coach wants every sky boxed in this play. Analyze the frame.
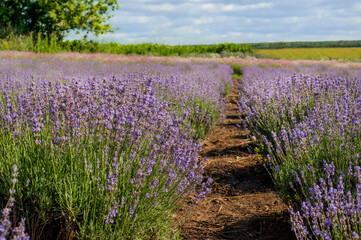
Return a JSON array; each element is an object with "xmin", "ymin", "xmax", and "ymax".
[{"xmin": 68, "ymin": 0, "xmax": 361, "ymax": 45}]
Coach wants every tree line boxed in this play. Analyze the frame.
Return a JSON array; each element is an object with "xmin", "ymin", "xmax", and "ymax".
[
  {"xmin": 250, "ymin": 40, "xmax": 361, "ymax": 49},
  {"xmin": 61, "ymin": 40, "xmax": 253, "ymax": 55}
]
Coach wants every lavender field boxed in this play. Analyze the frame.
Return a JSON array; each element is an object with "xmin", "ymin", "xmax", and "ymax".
[
  {"xmin": 239, "ymin": 65, "xmax": 361, "ymax": 239},
  {"xmin": 0, "ymin": 55, "xmax": 233, "ymax": 239},
  {"xmin": 3, "ymin": 52, "xmax": 361, "ymax": 239}
]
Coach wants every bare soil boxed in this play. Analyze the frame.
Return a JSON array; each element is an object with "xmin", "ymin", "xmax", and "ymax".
[{"xmin": 176, "ymin": 78, "xmax": 296, "ymax": 240}]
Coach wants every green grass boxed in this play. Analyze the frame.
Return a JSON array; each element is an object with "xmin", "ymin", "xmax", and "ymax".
[
  {"xmin": 229, "ymin": 63, "xmax": 243, "ymax": 76},
  {"xmin": 0, "ymin": 32, "xmax": 62, "ymax": 53},
  {"xmin": 255, "ymin": 47, "xmax": 361, "ymax": 60}
]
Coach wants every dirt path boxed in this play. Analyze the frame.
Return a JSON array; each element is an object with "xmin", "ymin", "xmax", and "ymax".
[{"xmin": 177, "ymin": 78, "xmax": 296, "ymax": 240}]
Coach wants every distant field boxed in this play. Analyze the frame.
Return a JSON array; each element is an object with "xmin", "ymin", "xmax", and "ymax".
[{"xmin": 255, "ymin": 47, "xmax": 361, "ymax": 60}]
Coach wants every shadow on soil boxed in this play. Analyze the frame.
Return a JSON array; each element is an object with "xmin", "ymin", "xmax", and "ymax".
[
  {"xmin": 225, "ymin": 115, "xmax": 241, "ymax": 119},
  {"xmin": 205, "ymin": 162, "xmax": 274, "ymax": 195},
  {"xmin": 215, "ymin": 212, "xmax": 296, "ymax": 240},
  {"xmin": 202, "ymin": 144, "xmax": 258, "ymax": 158}
]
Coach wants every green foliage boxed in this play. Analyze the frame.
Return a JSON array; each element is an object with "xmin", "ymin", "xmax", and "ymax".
[
  {"xmin": 250, "ymin": 40, "xmax": 361, "ymax": 49},
  {"xmin": 0, "ymin": 123, "xmax": 184, "ymax": 239},
  {"xmin": 229, "ymin": 63, "xmax": 243, "ymax": 76},
  {"xmin": 61, "ymin": 40, "xmax": 253, "ymax": 56},
  {"xmin": 256, "ymin": 47, "xmax": 361, "ymax": 60},
  {"xmin": 0, "ymin": 0, "xmax": 119, "ymax": 40},
  {"xmin": 188, "ymin": 98, "xmax": 220, "ymax": 139},
  {"xmin": 0, "ymin": 33, "xmax": 253, "ymax": 56},
  {"xmin": 0, "ymin": 31, "xmax": 62, "ymax": 53},
  {"xmin": 222, "ymin": 81, "xmax": 231, "ymax": 96}
]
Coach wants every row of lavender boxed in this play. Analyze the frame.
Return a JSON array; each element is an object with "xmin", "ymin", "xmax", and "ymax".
[
  {"xmin": 239, "ymin": 65, "xmax": 361, "ymax": 239},
  {"xmin": 0, "ymin": 56, "xmax": 233, "ymax": 239}
]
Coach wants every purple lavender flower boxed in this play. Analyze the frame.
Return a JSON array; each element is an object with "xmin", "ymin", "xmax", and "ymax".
[
  {"xmin": 289, "ymin": 162, "xmax": 361, "ymax": 239},
  {"xmin": 0, "ymin": 56, "xmax": 232, "ymax": 239}
]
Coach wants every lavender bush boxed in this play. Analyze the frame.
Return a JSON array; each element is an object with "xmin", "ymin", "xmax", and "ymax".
[
  {"xmin": 238, "ymin": 65, "xmax": 361, "ymax": 238},
  {"xmin": 1, "ymin": 165, "xmax": 29, "ymax": 240},
  {"xmin": 239, "ymin": 66, "xmax": 361, "ymax": 191},
  {"xmin": 0, "ymin": 56, "xmax": 232, "ymax": 239},
  {"xmin": 289, "ymin": 161, "xmax": 361, "ymax": 240}
]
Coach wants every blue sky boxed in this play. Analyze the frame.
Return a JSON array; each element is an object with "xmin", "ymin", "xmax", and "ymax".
[{"xmin": 68, "ymin": 0, "xmax": 361, "ymax": 45}]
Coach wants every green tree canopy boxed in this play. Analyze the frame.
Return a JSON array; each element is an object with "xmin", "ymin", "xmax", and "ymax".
[{"xmin": 0, "ymin": 0, "xmax": 119, "ymax": 39}]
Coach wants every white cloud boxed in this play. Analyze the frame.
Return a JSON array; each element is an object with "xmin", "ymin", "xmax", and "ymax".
[
  {"xmin": 110, "ymin": 15, "xmax": 155, "ymax": 24},
  {"xmin": 187, "ymin": 0, "xmax": 207, "ymax": 2},
  {"xmin": 353, "ymin": 2, "xmax": 361, "ymax": 10},
  {"xmin": 221, "ymin": 3, "xmax": 274, "ymax": 11},
  {"xmin": 66, "ymin": 0, "xmax": 361, "ymax": 44},
  {"xmin": 139, "ymin": 3, "xmax": 178, "ymax": 12},
  {"xmin": 197, "ymin": 2, "xmax": 273, "ymax": 13},
  {"xmin": 193, "ymin": 17, "xmax": 213, "ymax": 25},
  {"xmin": 352, "ymin": 17, "xmax": 361, "ymax": 24},
  {"xmin": 200, "ymin": 3, "xmax": 217, "ymax": 11},
  {"xmin": 173, "ymin": 26, "xmax": 202, "ymax": 35}
]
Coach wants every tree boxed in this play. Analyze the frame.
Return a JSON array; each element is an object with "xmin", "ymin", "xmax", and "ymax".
[{"xmin": 0, "ymin": 0, "xmax": 119, "ymax": 40}]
